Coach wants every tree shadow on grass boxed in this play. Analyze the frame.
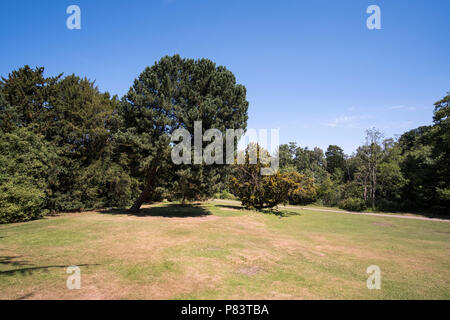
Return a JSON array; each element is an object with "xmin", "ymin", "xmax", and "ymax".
[
  {"xmin": 215, "ymin": 204, "xmax": 243, "ymax": 210},
  {"xmin": 378, "ymin": 210, "xmax": 450, "ymax": 220},
  {"xmin": 215, "ymin": 204, "xmax": 301, "ymax": 218},
  {"xmin": 16, "ymin": 293, "xmax": 35, "ymax": 300},
  {"xmin": 0, "ymin": 258, "xmax": 98, "ymax": 277},
  {"xmin": 101, "ymin": 203, "xmax": 212, "ymax": 218},
  {"xmin": 258, "ymin": 208, "xmax": 302, "ymax": 218},
  {"xmin": 0, "ymin": 255, "xmax": 31, "ymax": 267}
]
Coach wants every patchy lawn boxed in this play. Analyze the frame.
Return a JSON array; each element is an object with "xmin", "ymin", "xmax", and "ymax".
[{"xmin": 0, "ymin": 202, "xmax": 449, "ymax": 299}]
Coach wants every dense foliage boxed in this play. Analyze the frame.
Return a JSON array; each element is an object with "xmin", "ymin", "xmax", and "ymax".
[
  {"xmin": 0, "ymin": 56, "xmax": 248, "ymax": 222},
  {"xmin": 0, "ymin": 66, "xmax": 137, "ymax": 216},
  {"xmin": 338, "ymin": 197, "xmax": 367, "ymax": 212},
  {"xmin": 0, "ymin": 60, "xmax": 447, "ymax": 223},
  {"xmin": 117, "ymin": 55, "xmax": 248, "ymax": 211},
  {"xmin": 275, "ymin": 94, "xmax": 450, "ymax": 213},
  {"xmin": 0, "ymin": 128, "xmax": 55, "ymax": 223},
  {"xmin": 230, "ymin": 144, "xmax": 315, "ymax": 209}
]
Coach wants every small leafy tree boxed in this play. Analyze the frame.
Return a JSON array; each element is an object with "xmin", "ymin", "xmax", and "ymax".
[
  {"xmin": 354, "ymin": 128, "xmax": 383, "ymax": 208},
  {"xmin": 231, "ymin": 143, "xmax": 310, "ymax": 209},
  {"xmin": 230, "ymin": 144, "xmax": 269, "ymax": 209}
]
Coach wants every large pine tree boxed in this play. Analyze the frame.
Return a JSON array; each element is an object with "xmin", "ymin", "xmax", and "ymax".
[{"xmin": 117, "ymin": 55, "xmax": 249, "ymax": 212}]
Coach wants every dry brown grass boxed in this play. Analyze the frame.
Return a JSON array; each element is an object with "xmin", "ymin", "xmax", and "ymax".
[{"xmin": 0, "ymin": 202, "xmax": 449, "ymax": 299}]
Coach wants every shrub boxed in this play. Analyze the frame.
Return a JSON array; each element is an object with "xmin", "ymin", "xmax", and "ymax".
[
  {"xmin": 0, "ymin": 128, "xmax": 55, "ymax": 223},
  {"xmin": 287, "ymin": 172, "xmax": 317, "ymax": 205},
  {"xmin": 338, "ymin": 197, "xmax": 367, "ymax": 212},
  {"xmin": 0, "ymin": 181, "xmax": 48, "ymax": 223},
  {"xmin": 231, "ymin": 144, "xmax": 315, "ymax": 209},
  {"xmin": 231, "ymin": 144, "xmax": 283, "ymax": 209},
  {"xmin": 75, "ymin": 160, "xmax": 140, "ymax": 209},
  {"xmin": 214, "ymin": 190, "xmax": 237, "ymax": 200}
]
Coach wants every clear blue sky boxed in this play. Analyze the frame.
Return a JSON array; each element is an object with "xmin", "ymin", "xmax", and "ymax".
[{"xmin": 1, "ymin": 0, "xmax": 449, "ymax": 154}]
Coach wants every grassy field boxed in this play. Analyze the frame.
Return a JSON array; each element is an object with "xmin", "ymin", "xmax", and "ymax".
[{"xmin": 0, "ymin": 201, "xmax": 449, "ymax": 299}]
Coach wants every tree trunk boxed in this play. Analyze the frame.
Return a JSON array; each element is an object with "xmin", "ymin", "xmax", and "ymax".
[
  {"xmin": 129, "ymin": 167, "xmax": 158, "ymax": 213},
  {"xmin": 363, "ymin": 174, "xmax": 368, "ymax": 201},
  {"xmin": 371, "ymin": 164, "xmax": 376, "ymax": 208},
  {"xmin": 129, "ymin": 185, "xmax": 153, "ymax": 213}
]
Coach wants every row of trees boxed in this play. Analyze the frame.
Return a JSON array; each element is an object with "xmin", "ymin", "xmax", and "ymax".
[
  {"xmin": 1, "ymin": 56, "xmax": 447, "ymax": 222},
  {"xmin": 0, "ymin": 56, "xmax": 249, "ymax": 223},
  {"xmin": 273, "ymin": 95, "xmax": 449, "ymax": 212}
]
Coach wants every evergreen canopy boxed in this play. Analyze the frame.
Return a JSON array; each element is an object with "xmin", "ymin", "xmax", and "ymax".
[{"xmin": 117, "ymin": 55, "xmax": 249, "ymax": 211}]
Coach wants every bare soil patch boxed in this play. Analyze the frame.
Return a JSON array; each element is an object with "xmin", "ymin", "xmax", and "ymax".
[{"xmin": 237, "ymin": 265, "xmax": 263, "ymax": 276}]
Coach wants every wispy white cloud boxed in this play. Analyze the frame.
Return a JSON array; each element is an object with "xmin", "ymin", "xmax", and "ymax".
[
  {"xmin": 388, "ymin": 105, "xmax": 417, "ymax": 111},
  {"xmin": 323, "ymin": 114, "xmax": 375, "ymax": 128},
  {"xmin": 324, "ymin": 115, "xmax": 355, "ymax": 128}
]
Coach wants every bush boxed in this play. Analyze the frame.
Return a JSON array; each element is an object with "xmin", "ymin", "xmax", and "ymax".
[
  {"xmin": 231, "ymin": 144, "xmax": 288, "ymax": 209},
  {"xmin": 214, "ymin": 190, "xmax": 237, "ymax": 200},
  {"xmin": 75, "ymin": 160, "xmax": 140, "ymax": 209},
  {"xmin": 0, "ymin": 128, "xmax": 55, "ymax": 223},
  {"xmin": 231, "ymin": 144, "xmax": 315, "ymax": 209},
  {"xmin": 0, "ymin": 181, "xmax": 48, "ymax": 223},
  {"xmin": 287, "ymin": 172, "xmax": 317, "ymax": 205},
  {"xmin": 338, "ymin": 197, "xmax": 367, "ymax": 212}
]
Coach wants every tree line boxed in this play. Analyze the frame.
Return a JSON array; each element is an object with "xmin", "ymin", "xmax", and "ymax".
[
  {"xmin": 0, "ymin": 55, "xmax": 249, "ymax": 223},
  {"xmin": 271, "ymin": 96, "xmax": 449, "ymax": 213},
  {"xmin": 1, "ymin": 55, "xmax": 448, "ymax": 223}
]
